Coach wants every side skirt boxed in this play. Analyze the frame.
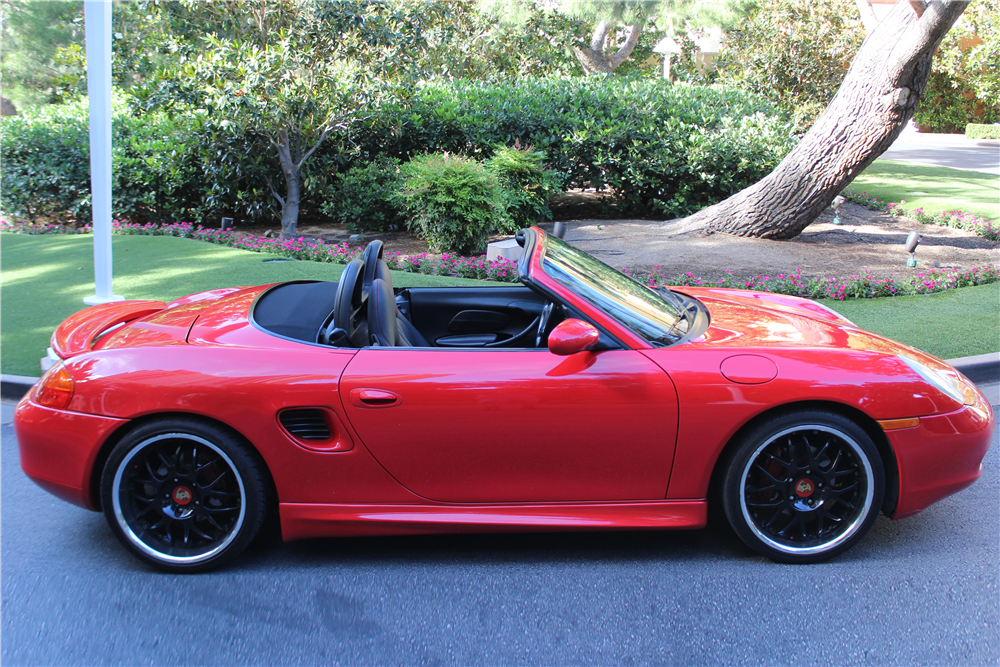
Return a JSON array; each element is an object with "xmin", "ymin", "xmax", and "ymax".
[{"xmin": 279, "ymin": 500, "xmax": 707, "ymax": 541}]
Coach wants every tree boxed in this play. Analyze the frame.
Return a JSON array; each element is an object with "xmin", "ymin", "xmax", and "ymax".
[
  {"xmin": 714, "ymin": 0, "xmax": 866, "ymax": 128},
  {"xmin": 143, "ymin": 0, "xmax": 429, "ymax": 239},
  {"xmin": 0, "ymin": 0, "xmax": 86, "ymax": 108},
  {"xmin": 565, "ymin": 1, "xmax": 654, "ymax": 75},
  {"xmin": 667, "ymin": 0, "xmax": 968, "ymax": 240}
]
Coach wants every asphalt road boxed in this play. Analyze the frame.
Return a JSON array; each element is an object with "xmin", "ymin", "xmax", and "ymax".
[
  {"xmin": 881, "ymin": 130, "xmax": 1000, "ymax": 176},
  {"xmin": 2, "ymin": 393, "xmax": 997, "ymax": 667}
]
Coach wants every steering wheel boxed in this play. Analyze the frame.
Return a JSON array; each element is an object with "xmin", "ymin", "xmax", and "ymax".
[{"xmin": 535, "ymin": 302, "xmax": 556, "ymax": 348}]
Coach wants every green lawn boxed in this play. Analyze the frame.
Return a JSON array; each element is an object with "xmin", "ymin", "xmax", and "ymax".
[
  {"xmin": 828, "ymin": 282, "xmax": 1000, "ymax": 360},
  {"xmin": 852, "ymin": 160, "xmax": 1000, "ymax": 222},
  {"xmin": 1, "ymin": 234, "xmax": 486, "ymax": 376},
  {"xmin": 2, "ymin": 232, "xmax": 996, "ymax": 377}
]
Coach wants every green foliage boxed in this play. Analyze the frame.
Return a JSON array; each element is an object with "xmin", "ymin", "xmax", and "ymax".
[
  {"xmin": 0, "ymin": 97, "xmax": 210, "ymax": 224},
  {"xmin": 321, "ymin": 157, "xmax": 405, "ymax": 231},
  {"xmin": 363, "ymin": 78, "xmax": 795, "ymax": 217},
  {"xmin": 0, "ymin": 0, "xmax": 87, "ymax": 108},
  {"xmin": 714, "ymin": 0, "xmax": 864, "ymax": 128},
  {"xmin": 966, "ymin": 123, "xmax": 1000, "ymax": 140},
  {"xmin": 486, "ymin": 143, "xmax": 560, "ymax": 230},
  {"xmin": 0, "ymin": 99, "xmax": 91, "ymax": 221},
  {"xmin": 912, "ymin": 3, "xmax": 1000, "ymax": 133},
  {"xmin": 397, "ymin": 153, "xmax": 504, "ymax": 254}
]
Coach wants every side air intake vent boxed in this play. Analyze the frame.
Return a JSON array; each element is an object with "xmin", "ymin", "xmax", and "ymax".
[{"xmin": 279, "ymin": 409, "xmax": 331, "ymax": 440}]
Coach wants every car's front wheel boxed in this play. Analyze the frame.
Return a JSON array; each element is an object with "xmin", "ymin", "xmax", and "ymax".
[
  {"xmin": 721, "ymin": 410, "xmax": 884, "ymax": 563},
  {"xmin": 101, "ymin": 417, "xmax": 267, "ymax": 572}
]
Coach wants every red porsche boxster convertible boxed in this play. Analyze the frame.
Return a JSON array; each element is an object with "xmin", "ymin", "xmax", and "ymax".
[{"xmin": 15, "ymin": 227, "xmax": 993, "ymax": 571}]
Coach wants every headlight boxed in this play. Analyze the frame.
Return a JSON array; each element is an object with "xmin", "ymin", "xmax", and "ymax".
[{"xmin": 898, "ymin": 355, "xmax": 977, "ymax": 406}]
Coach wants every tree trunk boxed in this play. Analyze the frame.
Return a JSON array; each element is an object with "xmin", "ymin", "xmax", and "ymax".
[
  {"xmin": 272, "ymin": 128, "xmax": 301, "ymax": 239},
  {"xmin": 573, "ymin": 19, "xmax": 646, "ymax": 75},
  {"xmin": 667, "ymin": 0, "xmax": 966, "ymax": 240},
  {"xmin": 855, "ymin": 0, "xmax": 879, "ymax": 35}
]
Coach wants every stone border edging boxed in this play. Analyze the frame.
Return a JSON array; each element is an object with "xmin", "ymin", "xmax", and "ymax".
[{"xmin": 3, "ymin": 353, "xmax": 998, "ymax": 401}]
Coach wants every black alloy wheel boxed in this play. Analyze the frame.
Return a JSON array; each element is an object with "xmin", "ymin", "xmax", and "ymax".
[
  {"xmin": 721, "ymin": 410, "xmax": 884, "ymax": 563},
  {"xmin": 101, "ymin": 418, "xmax": 267, "ymax": 572}
]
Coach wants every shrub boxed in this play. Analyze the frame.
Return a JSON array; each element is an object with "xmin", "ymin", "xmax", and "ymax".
[
  {"xmin": 321, "ymin": 157, "xmax": 405, "ymax": 231},
  {"xmin": 966, "ymin": 123, "xmax": 1000, "ymax": 140},
  {"xmin": 485, "ymin": 143, "xmax": 560, "ymax": 232},
  {"xmin": 396, "ymin": 153, "xmax": 505, "ymax": 255},
  {"xmin": 713, "ymin": 0, "xmax": 864, "ymax": 127},
  {"xmin": 912, "ymin": 3, "xmax": 1000, "ymax": 133},
  {"xmin": 0, "ymin": 99, "xmax": 92, "ymax": 222},
  {"xmin": 352, "ymin": 78, "xmax": 796, "ymax": 217},
  {"xmin": 0, "ymin": 96, "xmax": 210, "ymax": 224}
]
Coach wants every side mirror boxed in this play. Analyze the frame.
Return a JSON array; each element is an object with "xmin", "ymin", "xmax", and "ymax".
[{"xmin": 548, "ymin": 319, "xmax": 600, "ymax": 356}]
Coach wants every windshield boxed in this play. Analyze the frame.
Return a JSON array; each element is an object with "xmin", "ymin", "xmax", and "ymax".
[{"xmin": 541, "ymin": 235, "xmax": 689, "ymax": 345}]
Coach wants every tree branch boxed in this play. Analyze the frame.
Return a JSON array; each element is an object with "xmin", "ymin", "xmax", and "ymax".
[
  {"xmin": 264, "ymin": 174, "xmax": 285, "ymax": 207},
  {"xmin": 590, "ymin": 20, "xmax": 611, "ymax": 54},
  {"xmin": 608, "ymin": 19, "xmax": 646, "ymax": 70}
]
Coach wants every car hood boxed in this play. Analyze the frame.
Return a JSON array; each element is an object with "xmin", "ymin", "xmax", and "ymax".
[{"xmin": 676, "ymin": 286, "xmax": 939, "ymax": 364}]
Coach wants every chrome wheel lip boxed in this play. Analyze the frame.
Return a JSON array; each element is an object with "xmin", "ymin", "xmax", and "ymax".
[
  {"xmin": 739, "ymin": 424, "xmax": 875, "ymax": 556},
  {"xmin": 111, "ymin": 433, "xmax": 247, "ymax": 565}
]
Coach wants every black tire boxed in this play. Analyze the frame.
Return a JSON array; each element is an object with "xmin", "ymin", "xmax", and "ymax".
[
  {"xmin": 101, "ymin": 417, "xmax": 267, "ymax": 573},
  {"xmin": 721, "ymin": 410, "xmax": 884, "ymax": 564}
]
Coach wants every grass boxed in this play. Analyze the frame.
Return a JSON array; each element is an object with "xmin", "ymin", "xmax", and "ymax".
[
  {"xmin": 828, "ymin": 282, "xmax": 1000, "ymax": 360},
  {"xmin": 852, "ymin": 160, "xmax": 1000, "ymax": 222},
  {"xmin": 1, "ymin": 234, "xmax": 487, "ymax": 377}
]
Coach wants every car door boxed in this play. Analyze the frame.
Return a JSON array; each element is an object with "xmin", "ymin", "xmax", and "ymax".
[{"xmin": 340, "ymin": 347, "xmax": 679, "ymax": 503}]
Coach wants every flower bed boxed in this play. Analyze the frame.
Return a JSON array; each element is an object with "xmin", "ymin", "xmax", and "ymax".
[
  {"xmin": 842, "ymin": 189, "xmax": 1000, "ymax": 242},
  {"xmin": 3, "ymin": 219, "xmax": 997, "ymax": 300},
  {"xmin": 624, "ymin": 265, "xmax": 1000, "ymax": 301}
]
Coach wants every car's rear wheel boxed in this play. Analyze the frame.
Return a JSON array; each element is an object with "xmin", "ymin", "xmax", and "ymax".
[
  {"xmin": 721, "ymin": 410, "xmax": 884, "ymax": 563},
  {"xmin": 101, "ymin": 418, "xmax": 267, "ymax": 572}
]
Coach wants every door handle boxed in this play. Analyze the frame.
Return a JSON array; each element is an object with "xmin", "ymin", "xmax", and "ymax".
[{"xmin": 349, "ymin": 388, "xmax": 402, "ymax": 408}]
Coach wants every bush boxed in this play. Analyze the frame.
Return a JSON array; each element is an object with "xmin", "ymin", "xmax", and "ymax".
[
  {"xmin": 0, "ymin": 96, "xmax": 210, "ymax": 224},
  {"xmin": 485, "ymin": 143, "xmax": 560, "ymax": 231},
  {"xmin": 321, "ymin": 157, "xmax": 405, "ymax": 231},
  {"xmin": 352, "ymin": 78, "xmax": 795, "ymax": 218},
  {"xmin": 713, "ymin": 0, "xmax": 864, "ymax": 128},
  {"xmin": 912, "ymin": 3, "xmax": 1000, "ymax": 133},
  {"xmin": 396, "ymin": 153, "xmax": 504, "ymax": 255},
  {"xmin": 965, "ymin": 123, "xmax": 1000, "ymax": 140},
  {"xmin": 0, "ymin": 99, "xmax": 92, "ymax": 222}
]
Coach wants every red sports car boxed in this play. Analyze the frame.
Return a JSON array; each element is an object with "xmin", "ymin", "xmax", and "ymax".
[{"xmin": 15, "ymin": 227, "xmax": 994, "ymax": 571}]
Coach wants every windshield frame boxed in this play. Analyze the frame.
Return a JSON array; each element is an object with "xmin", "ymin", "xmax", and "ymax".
[{"xmin": 519, "ymin": 227, "xmax": 691, "ymax": 349}]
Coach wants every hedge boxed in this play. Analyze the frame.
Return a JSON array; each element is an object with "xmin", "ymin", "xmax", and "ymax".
[
  {"xmin": 0, "ymin": 97, "xmax": 211, "ymax": 225},
  {"xmin": 966, "ymin": 123, "xmax": 1000, "ymax": 140},
  {"xmin": 1, "ymin": 79, "xmax": 797, "ymax": 226},
  {"xmin": 348, "ymin": 79, "xmax": 797, "ymax": 218}
]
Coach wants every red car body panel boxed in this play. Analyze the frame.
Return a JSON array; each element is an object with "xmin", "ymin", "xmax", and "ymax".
[
  {"xmin": 52, "ymin": 300, "xmax": 167, "ymax": 358},
  {"xmin": 14, "ymin": 227, "xmax": 994, "ymax": 548},
  {"xmin": 279, "ymin": 500, "xmax": 707, "ymax": 541},
  {"xmin": 15, "ymin": 399, "xmax": 127, "ymax": 508},
  {"xmin": 340, "ymin": 348, "xmax": 679, "ymax": 503}
]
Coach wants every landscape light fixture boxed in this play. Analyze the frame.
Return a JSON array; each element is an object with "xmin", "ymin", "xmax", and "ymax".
[
  {"xmin": 905, "ymin": 231, "xmax": 921, "ymax": 267},
  {"xmin": 221, "ymin": 217, "xmax": 234, "ymax": 230},
  {"xmin": 552, "ymin": 221, "xmax": 567, "ymax": 239},
  {"xmin": 831, "ymin": 195, "xmax": 846, "ymax": 225}
]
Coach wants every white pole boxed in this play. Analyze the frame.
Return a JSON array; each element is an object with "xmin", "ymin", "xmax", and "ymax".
[{"xmin": 83, "ymin": 0, "xmax": 123, "ymax": 305}]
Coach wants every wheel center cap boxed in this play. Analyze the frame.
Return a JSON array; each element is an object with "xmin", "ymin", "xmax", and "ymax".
[
  {"xmin": 172, "ymin": 486, "xmax": 193, "ymax": 505},
  {"xmin": 794, "ymin": 478, "xmax": 815, "ymax": 498}
]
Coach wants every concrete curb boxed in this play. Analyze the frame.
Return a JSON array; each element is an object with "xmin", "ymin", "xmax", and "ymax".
[{"xmin": 3, "ymin": 352, "xmax": 998, "ymax": 401}]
